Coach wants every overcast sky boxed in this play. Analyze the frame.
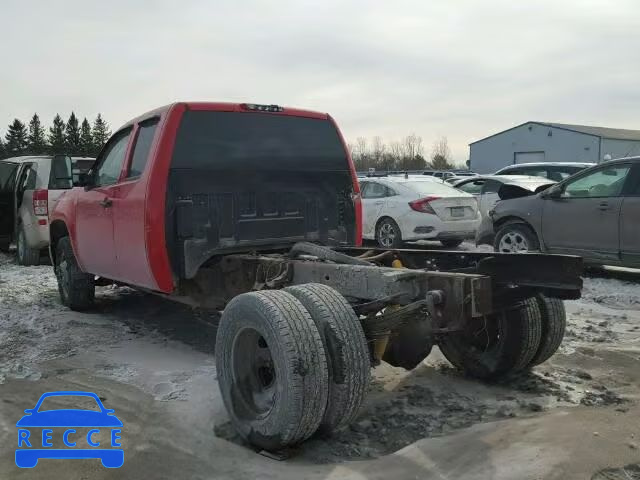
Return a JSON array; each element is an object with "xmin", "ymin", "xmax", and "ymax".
[{"xmin": 2, "ymin": 0, "xmax": 639, "ymax": 163}]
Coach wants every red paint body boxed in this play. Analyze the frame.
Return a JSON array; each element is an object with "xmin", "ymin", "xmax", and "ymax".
[{"xmin": 50, "ymin": 102, "xmax": 361, "ymax": 294}]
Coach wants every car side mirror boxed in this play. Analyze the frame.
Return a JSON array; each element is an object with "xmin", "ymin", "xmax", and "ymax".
[
  {"xmin": 79, "ymin": 172, "xmax": 95, "ymax": 190},
  {"xmin": 543, "ymin": 186, "xmax": 562, "ymax": 199},
  {"xmin": 23, "ymin": 409, "xmax": 33, "ymax": 414}
]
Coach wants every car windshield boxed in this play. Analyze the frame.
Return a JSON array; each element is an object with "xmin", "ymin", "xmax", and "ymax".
[
  {"xmin": 401, "ymin": 180, "xmax": 462, "ymax": 195},
  {"xmin": 37, "ymin": 395, "xmax": 101, "ymax": 412}
]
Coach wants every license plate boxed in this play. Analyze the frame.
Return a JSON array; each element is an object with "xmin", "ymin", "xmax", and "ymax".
[{"xmin": 451, "ymin": 207, "xmax": 465, "ymax": 218}]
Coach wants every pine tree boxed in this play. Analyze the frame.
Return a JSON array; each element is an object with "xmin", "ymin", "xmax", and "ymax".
[
  {"xmin": 27, "ymin": 114, "xmax": 47, "ymax": 154},
  {"xmin": 79, "ymin": 118, "xmax": 93, "ymax": 157},
  {"xmin": 48, "ymin": 114, "xmax": 66, "ymax": 154},
  {"xmin": 5, "ymin": 119, "xmax": 28, "ymax": 156},
  {"xmin": 91, "ymin": 113, "xmax": 111, "ymax": 156},
  {"xmin": 65, "ymin": 112, "xmax": 81, "ymax": 155},
  {"xmin": 0, "ymin": 138, "xmax": 7, "ymax": 159}
]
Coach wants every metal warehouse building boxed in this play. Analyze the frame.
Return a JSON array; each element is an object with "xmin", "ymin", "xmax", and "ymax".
[{"xmin": 469, "ymin": 121, "xmax": 640, "ymax": 174}]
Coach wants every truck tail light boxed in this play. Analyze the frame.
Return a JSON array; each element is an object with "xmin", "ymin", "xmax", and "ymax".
[
  {"xmin": 33, "ymin": 189, "xmax": 48, "ymax": 216},
  {"xmin": 409, "ymin": 196, "xmax": 441, "ymax": 214}
]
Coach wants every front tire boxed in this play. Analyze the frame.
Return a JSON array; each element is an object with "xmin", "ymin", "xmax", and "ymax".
[
  {"xmin": 376, "ymin": 218, "xmax": 403, "ymax": 248},
  {"xmin": 17, "ymin": 226, "xmax": 40, "ymax": 265},
  {"xmin": 285, "ymin": 284, "xmax": 370, "ymax": 434},
  {"xmin": 438, "ymin": 299, "xmax": 542, "ymax": 380},
  {"xmin": 55, "ymin": 237, "xmax": 95, "ymax": 310},
  {"xmin": 494, "ymin": 223, "xmax": 539, "ymax": 253},
  {"xmin": 215, "ymin": 290, "xmax": 329, "ymax": 450}
]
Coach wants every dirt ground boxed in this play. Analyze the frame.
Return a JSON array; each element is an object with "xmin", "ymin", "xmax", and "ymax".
[{"xmin": 1, "ymin": 246, "xmax": 640, "ymax": 479}]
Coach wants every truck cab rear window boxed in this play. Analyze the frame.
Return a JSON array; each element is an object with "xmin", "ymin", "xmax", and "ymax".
[{"xmin": 171, "ymin": 111, "xmax": 347, "ymax": 171}]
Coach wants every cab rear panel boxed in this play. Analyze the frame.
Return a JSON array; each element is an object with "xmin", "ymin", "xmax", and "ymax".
[{"xmin": 165, "ymin": 109, "xmax": 358, "ymax": 279}]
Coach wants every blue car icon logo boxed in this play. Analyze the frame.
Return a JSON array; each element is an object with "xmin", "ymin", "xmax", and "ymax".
[{"xmin": 16, "ymin": 391, "xmax": 123, "ymax": 468}]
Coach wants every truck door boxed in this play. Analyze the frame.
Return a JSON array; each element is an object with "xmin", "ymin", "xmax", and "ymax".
[
  {"xmin": 0, "ymin": 161, "xmax": 19, "ymax": 249},
  {"xmin": 75, "ymin": 128, "xmax": 133, "ymax": 278}
]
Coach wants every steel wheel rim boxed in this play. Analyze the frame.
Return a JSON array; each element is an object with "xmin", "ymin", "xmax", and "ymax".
[
  {"xmin": 498, "ymin": 231, "xmax": 529, "ymax": 253},
  {"xmin": 231, "ymin": 328, "xmax": 277, "ymax": 420},
  {"xmin": 379, "ymin": 223, "xmax": 396, "ymax": 247}
]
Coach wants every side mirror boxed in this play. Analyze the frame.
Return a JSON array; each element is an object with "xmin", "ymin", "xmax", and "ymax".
[
  {"xmin": 51, "ymin": 155, "xmax": 74, "ymax": 189},
  {"xmin": 543, "ymin": 186, "xmax": 562, "ymax": 199},
  {"xmin": 79, "ymin": 172, "xmax": 95, "ymax": 190},
  {"xmin": 23, "ymin": 409, "xmax": 33, "ymax": 414}
]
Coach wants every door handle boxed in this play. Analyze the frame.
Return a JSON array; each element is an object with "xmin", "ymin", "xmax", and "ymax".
[
  {"xmin": 374, "ymin": 201, "xmax": 384, "ymax": 205},
  {"xmin": 597, "ymin": 202, "xmax": 609, "ymax": 211},
  {"xmin": 99, "ymin": 197, "xmax": 113, "ymax": 208}
]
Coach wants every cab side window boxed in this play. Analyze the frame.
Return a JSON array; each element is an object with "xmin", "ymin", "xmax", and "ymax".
[
  {"xmin": 127, "ymin": 118, "xmax": 159, "ymax": 178},
  {"xmin": 95, "ymin": 129, "xmax": 132, "ymax": 186}
]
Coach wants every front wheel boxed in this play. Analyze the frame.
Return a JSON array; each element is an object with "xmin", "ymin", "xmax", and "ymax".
[
  {"xmin": 494, "ymin": 223, "xmax": 539, "ymax": 253},
  {"xmin": 376, "ymin": 218, "xmax": 403, "ymax": 248},
  {"xmin": 55, "ymin": 237, "xmax": 95, "ymax": 310}
]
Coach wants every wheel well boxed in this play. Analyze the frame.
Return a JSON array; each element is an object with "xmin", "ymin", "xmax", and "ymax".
[
  {"xmin": 494, "ymin": 216, "xmax": 532, "ymax": 233},
  {"xmin": 49, "ymin": 220, "xmax": 69, "ymax": 265}
]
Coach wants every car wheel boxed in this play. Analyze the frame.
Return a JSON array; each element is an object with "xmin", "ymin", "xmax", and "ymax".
[
  {"xmin": 55, "ymin": 237, "xmax": 95, "ymax": 310},
  {"xmin": 440, "ymin": 239, "xmax": 463, "ymax": 249},
  {"xmin": 0, "ymin": 240, "xmax": 10, "ymax": 253},
  {"xmin": 17, "ymin": 226, "xmax": 40, "ymax": 266},
  {"xmin": 285, "ymin": 283, "xmax": 370, "ymax": 434},
  {"xmin": 215, "ymin": 290, "xmax": 329, "ymax": 450},
  {"xmin": 438, "ymin": 298, "xmax": 542, "ymax": 380},
  {"xmin": 376, "ymin": 218, "xmax": 403, "ymax": 248},
  {"xmin": 494, "ymin": 223, "xmax": 539, "ymax": 253}
]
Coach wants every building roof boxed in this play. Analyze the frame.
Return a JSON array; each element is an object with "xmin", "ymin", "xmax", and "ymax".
[{"xmin": 470, "ymin": 121, "xmax": 640, "ymax": 145}]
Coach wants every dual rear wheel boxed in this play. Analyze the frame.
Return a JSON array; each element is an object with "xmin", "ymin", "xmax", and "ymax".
[{"xmin": 215, "ymin": 284, "xmax": 370, "ymax": 451}]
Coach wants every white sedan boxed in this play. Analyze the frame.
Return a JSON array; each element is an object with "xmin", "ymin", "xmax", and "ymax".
[{"xmin": 359, "ymin": 177, "xmax": 481, "ymax": 248}]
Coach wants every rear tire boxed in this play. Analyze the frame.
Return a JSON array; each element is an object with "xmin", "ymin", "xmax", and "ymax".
[
  {"xmin": 55, "ymin": 237, "xmax": 95, "ymax": 310},
  {"xmin": 285, "ymin": 284, "xmax": 370, "ymax": 433},
  {"xmin": 494, "ymin": 223, "xmax": 539, "ymax": 253},
  {"xmin": 215, "ymin": 290, "xmax": 329, "ymax": 450},
  {"xmin": 438, "ymin": 298, "xmax": 542, "ymax": 380},
  {"xmin": 376, "ymin": 218, "xmax": 403, "ymax": 248},
  {"xmin": 440, "ymin": 239, "xmax": 463, "ymax": 248},
  {"xmin": 529, "ymin": 295, "xmax": 566, "ymax": 366},
  {"xmin": 0, "ymin": 240, "xmax": 10, "ymax": 253},
  {"xmin": 16, "ymin": 226, "xmax": 40, "ymax": 266}
]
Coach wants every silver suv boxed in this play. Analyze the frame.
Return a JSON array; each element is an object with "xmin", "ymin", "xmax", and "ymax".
[{"xmin": 0, "ymin": 155, "xmax": 95, "ymax": 265}]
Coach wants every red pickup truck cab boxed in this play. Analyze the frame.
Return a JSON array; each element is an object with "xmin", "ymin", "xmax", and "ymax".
[{"xmin": 50, "ymin": 102, "xmax": 362, "ymax": 307}]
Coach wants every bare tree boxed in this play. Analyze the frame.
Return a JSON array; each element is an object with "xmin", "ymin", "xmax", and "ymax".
[{"xmin": 431, "ymin": 136, "xmax": 453, "ymax": 170}]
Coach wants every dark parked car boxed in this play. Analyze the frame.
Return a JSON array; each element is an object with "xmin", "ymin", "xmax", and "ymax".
[
  {"xmin": 494, "ymin": 162, "xmax": 594, "ymax": 181},
  {"xmin": 479, "ymin": 157, "xmax": 640, "ymax": 268}
]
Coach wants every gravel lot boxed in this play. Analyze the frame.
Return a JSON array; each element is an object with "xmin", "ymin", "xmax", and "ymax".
[{"xmin": 1, "ymin": 245, "xmax": 640, "ymax": 479}]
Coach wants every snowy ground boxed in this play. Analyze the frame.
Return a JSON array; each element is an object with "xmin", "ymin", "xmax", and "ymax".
[{"xmin": 1, "ymin": 245, "xmax": 640, "ymax": 479}]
